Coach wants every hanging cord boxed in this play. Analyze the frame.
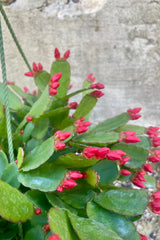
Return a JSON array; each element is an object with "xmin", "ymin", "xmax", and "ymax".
[
  {"xmin": 0, "ymin": 18, "xmax": 14, "ymax": 163},
  {"xmin": 0, "ymin": 3, "xmax": 32, "ymax": 71}
]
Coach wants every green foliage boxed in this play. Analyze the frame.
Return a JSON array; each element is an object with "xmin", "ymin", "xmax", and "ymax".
[{"xmin": 0, "ymin": 50, "xmax": 158, "ymax": 240}]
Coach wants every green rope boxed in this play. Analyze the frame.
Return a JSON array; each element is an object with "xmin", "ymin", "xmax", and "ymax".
[
  {"xmin": 0, "ymin": 3, "xmax": 32, "ymax": 71},
  {"xmin": 0, "ymin": 18, "xmax": 14, "ymax": 163}
]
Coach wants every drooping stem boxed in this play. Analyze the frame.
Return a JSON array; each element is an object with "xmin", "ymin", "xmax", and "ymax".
[
  {"xmin": 0, "ymin": 3, "xmax": 32, "ymax": 71},
  {"xmin": 0, "ymin": 18, "xmax": 14, "ymax": 163}
]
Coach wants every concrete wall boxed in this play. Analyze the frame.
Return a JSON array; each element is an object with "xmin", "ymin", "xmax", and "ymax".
[{"xmin": 1, "ymin": 0, "xmax": 160, "ymax": 128}]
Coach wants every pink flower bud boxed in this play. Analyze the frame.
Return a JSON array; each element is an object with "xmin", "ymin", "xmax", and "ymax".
[
  {"xmin": 50, "ymin": 82, "xmax": 60, "ymax": 89},
  {"xmin": 120, "ymin": 169, "xmax": 131, "ymax": 176},
  {"xmin": 56, "ymin": 185, "xmax": 63, "ymax": 192},
  {"xmin": 43, "ymin": 224, "xmax": 50, "ymax": 232},
  {"xmin": 49, "ymin": 89, "xmax": 57, "ymax": 96},
  {"xmin": 55, "ymin": 48, "xmax": 61, "ymax": 60},
  {"xmin": 26, "ymin": 116, "xmax": 33, "ymax": 122},
  {"xmin": 68, "ymin": 171, "xmax": 83, "ymax": 179},
  {"xmin": 38, "ymin": 63, "xmax": 43, "ymax": 71},
  {"xmin": 48, "ymin": 234, "xmax": 62, "ymax": 240},
  {"xmin": 24, "ymin": 72, "xmax": 34, "ymax": 77},
  {"xmin": 106, "ymin": 150, "xmax": 122, "ymax": 161},
  {"xmin": 95, "ymin": 82, "xmax": 105, "ymax": 89},
  {"xmin": 50, "ymin": 73, "xmax": 62, "ymax": 82},
  {"xmin": 90, "ymin": 90, "xmax": 104, "ymax": 98},
  {"xmin": 151, "ymin": 191, "xmax": 160, "ymax": 201},
  {"xmin": 24, "ymin": 87, "xmax": 29, "ymax": 93},
  {"xmin": 143, "ymin": 163, "xmax": 153, "ymax": 173},
  {"xmin": 35, "ymin": 208, "xmax": 41, "ymax": 215},
  {"xmin": 83, "ymin": 146, "xmax": 99, "ymax": 159},
  {"xmin": 96, "ymin": 147, "xmax": 110, "ymax": 159},
  {"xmin": 63, "ymin": 50, "xmax": 70, "ymax": 60},
  {"xmin": 79, "ymin": 121, "xmax": 91, "ymax": 127},
  {"xmin": 87, "ymin": 73, "xmax": 96, "ymax": 83},
  {"xmin": 77, "ymin": 126, "xmax": 89, "ymax": 134},
  {"xmin": 14, "ymin": 160, "xmax": 18, "ymax": 164},
  {"xmin": 132, "ymin": 178, "xmax": 145, "ymax": 188},
  {"xmin": 125, "ymin": 135, "xmax": 141, "ymax": 143},
  {"xmin": 68, "ymin": 84, "xmax": 73, "ymax": 89},
  {"xmin": 114, "ymin": 150, "xmax": 126, "ymax": 157},
  {"xmin": 127, "ymin": 108, "xmax": 142, "ymax": 120},
  {"xmin": 90, "ymin": 84, "xmax": 97, "ymax": 89},
  {"xmin": 119, "ymin": 156, "xmax": 131, "ymax": 165},
  {"xmin": 54, "ymin": 142, "xmax": 65, "ymax": 150},
  {"xmin": 62, "ymin": 179, "xmax": 77, "ymax": 189},
  {"xmin": 140, "ymin": 234, "xmax": 148, "ymax": 240},
  {"xmin": 68, "ymin": 102, "xmax": 79, "ymax": 109},
  {"xmin": 32, "ymin": 62, "xmax": 38, "ymax": 72},
  {"xmin": 59, "ymin": 132, "xmax": 71, "ymax": 141},
  {"xmin": 20, "ymin": 130, "xmax": 24, "ymax": 134},
  {"xmin": 149, "ymin": 200, "xmax": 160, "ymax": 212},
  {"xmin": 148, "ymin": 156, "xmax": 160, "ymax": 163}
]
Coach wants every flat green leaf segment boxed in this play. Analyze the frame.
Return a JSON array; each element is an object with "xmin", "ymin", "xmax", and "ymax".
[
  {"xmin": 111, "ymin": 144, "xmax": 148, "ymax": 168},
  {"xmin": 0, "ymin": 180, "xmax": 34, "ymax": 222},
  {"xmin": 51, "ymin": 61, "xmax": 70, "ymax": 98},
  {"xmin": 54, "ymin": 153, "xmax": 98, "ymax": 168},
  {"xmin": 87, "ymin": 160, "xmax": 119, "ymax": 187},
  {"xmin": 34, "ymin": 71, "xmax": 51, "ymax": 91},
  {"xmin": 115, "ymin": 124, "xmax": 145, "ymax": 135},
  {"xmin": 74, "ymin": 95, "xmax": 97, "ymax": 119},
  {"xmin": 0, "ymin": 150, "xmax": 8, "ymax": 178},
  {"xmin": 48, "ymin": 208, "xmax": 78, "ymax": 240},
  {"xmin": 57, "ymin": 188, "xmax": 95, "ymax": 209},
  {"xmin": 18, "ymin": 163, "xmax": 66, "ymax": 192},
  {"xmin": 16, "ymin": 85, "xmax": 50, "ymax": 133},
  {"xmin": 144, "ymin": 175, "xmax": 156, "ymax": 189},
  {"xmin": 74, "ymin": 131, "xmax": 119, "ymax": 146},
  {"xmin": 94, "ymin": 189, "xmax": 148, "ymax": 216},
  {"xmin": 87, "ymin": 202, "xmax": 140, "ymax": 240},
  {"xmin": 68, "ymin": 212, "xmax": 123, "ymax": 240},
  {"xmin": 21, "ymin": 136, "xmax": 54, "ymax": 171},
  {"xmin": 0, "ymin": 83, "xmax": 22, "ymax": 110},
  {"xmin": 1, "ymin": 163, "xmax": 20, "ymax": 189},
  {"xmin": 88, "ymin": 113, "xmax": 129, "ymax": 133},
  {"xmin": 24, "ymin": 226, "xmax": 44, "ymax": 240}
]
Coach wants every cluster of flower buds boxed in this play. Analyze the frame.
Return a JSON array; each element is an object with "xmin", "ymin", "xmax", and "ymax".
[
  {"xmin": 131, "ymin": 170, "xmax": 146, "ymax": 188},
  {"xmin": 90, "ymin": 90, "xmax": 104, "ymax": 98},
  {"xmin": 68, "ymin": 102, "xmax": 79, "ymax": 109},
  {"xmin": 82, "ymin": 146, "xmax": 130, "ymax": 165},
  {"xmin": 54, "ymin": 130, "xmax": 71, "ymax": 150},
  {"xmin": 119, "ymin": 131, "xmax": 141, "ymax": 143},
  {"xmin": 90, "ymin": 82, "xmax": 105, "ymax": 90},
  {"xmin": 48, "ymin": 73, "xmax": 62, "ymax": 96},
  {"xmin": 48, "ymin": 234, "xmax": 61, "ymax": 240},
  {"xmin": 74, "ymin": 118, "xmax": 91, "ymax": 134},
  {"xmin": 148, "ymin": 191, "xmax": 160, "ymax": 214},
  {"xmin": 7, "ymin": 81, "xmax": 15, "ymax": 85},
  {"xmin": 54, "ymin": 48, "xmax": 70, "ymax": 61},
  {"xmin": 140, "ymin": 234, "xmax": 148, "ymax": 240},
  {"xmin": 24, "ymin": 62, "xmax": 43, "ymax": 77},
  {"xmin": 148, "ymin": 150, "xmax": 160, "ymax": 163},
  {"xmin": 127, "ymin": 107, "xmax": 142, "ymax": 120},
  {"xmin": 56, "ymin": 170, "xmax": 86, "ymax": 193},
  {"xmin": 86, "ymin": 73, "xmax": 96, "ymax": 83},
  {"xmin": 146, "ymin": 126, "xmax": 160, "ymax": 147}
]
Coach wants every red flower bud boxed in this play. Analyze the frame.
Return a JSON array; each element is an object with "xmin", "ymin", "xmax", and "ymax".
[
  {"xmin": 43, "ymin": 224, "xmax": 50, "ymax": 232},
  {"xmin": 49, "ymin": 89, "xmax": 57, "ymax": 96},
  {"xmin": 140, "ymin": 234, "xmax": 148, "ymax": 240},
  {"xmin": 48, "ymin": 234, "xmax": 62, "ymax": 240},
  {"xmin": 151, "ymin": 191, "xmax": 160, "ymax": 201},
  {"xmin": 54, "ymin": 142, "xmax": 65, "ymax": 150},
  {"xmin": 68, "ymin": 171, "xmax": 83, "ymax": 179},
  {"xmin": 56, "ymin": 185, "xmax": 63, "ymax": 192},
  {"xmin": 82, "ymin": 172, "xmax": 88, "ymax": 179},
  {"xmin": 120, "ymin": 169, "xmax": 131, "ymax": 176},
  {"xmin": 87, "ymin": 73, "xmax": 96, "ymax": 83},
  {"xmin": 83, "ymin": 146, "xmax": 99, "ymax": 159},
  {"xmin": 38, "ymin": 63, "xmax": 43, "ymax": 71},
  {"xmin": 68, "ymin": 84, "xmax": 73, "ymax": 89},
  {"xmin": 62, "ymin": 179, "xmax": 77, "ymax": 189},
  {"xmin": 24, "ymin": 72, "xmax": 34, "ymax": 77},
  {"xmin": 132, "ymin": 178, "xmax": 145, "ymax": 188},
  {"xmin": 63, "ymin": 50, "xmax": 70, "ymax": 60},
  {"xmin": 127, "ymin": 108, "xmax": 142, "ymax": 120},
  {"xmin": 68, "ymin": 102, "xmax": 79, "ymax": 109},
  {"xmin": 95, "ymin": 82, "xmax": 105, "ymax": 89},
  {"xmin": 26, "ymin": 116, "xmax": 33, "ymax": 122},
  {"xmin": 35, "ymin": 208, "xmax": 41, "ymax": 215},
  {"xmin": 50, "ymin": 73, "xmax": 62, "ymax": 82},
  {"xmin": 32, "ymin": 62, "xmax": 38, "ymax": 72},
  {"xmin": 90, "ymin": 90, "xmax": 104, "ymax": 98},
  {"xmin": 55, "ymin": 48, "xmax": 61, "ymax": 60},
  {"xmin": 24, "ymin": 87, "xmax": 29, "ymax": 93},
  {"xmin": 106, "ymin": 150, "xmax": 121, "ymax": 161},
  {"xmin": 143, "ymin": 163, "xmax": 153, "ymax": 173},
  {"xmin": 119, "ymin": 156, "xmax": 131, "ymax": 165},
  {"xmin": 50, "ymin": 82, "xmax": 60, "ymax": 89}
]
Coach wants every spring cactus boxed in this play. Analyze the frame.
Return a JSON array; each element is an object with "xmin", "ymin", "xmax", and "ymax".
[{"xmin": 0, "ymin": 48, "xmax": 159, "ymax": 239}]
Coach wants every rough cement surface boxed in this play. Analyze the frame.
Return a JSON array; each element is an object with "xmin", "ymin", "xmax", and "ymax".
[{"xmin": 1, "ymin": 0, "xmax": 160, "ymax": 129}]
